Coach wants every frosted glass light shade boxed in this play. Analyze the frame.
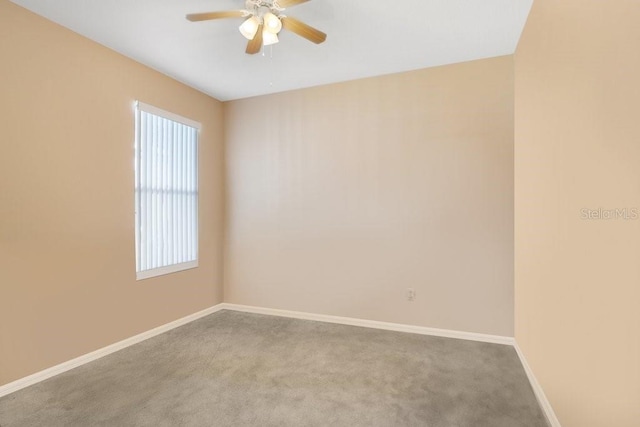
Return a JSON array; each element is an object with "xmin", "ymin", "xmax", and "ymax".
[
  {"xmin": 239, "ymin": 16, "xmax": 260, "ymax": 40},
  {"xmin": 263, "ymin": 12, "xmax": 282, "ymax": 34},
  {"xmin": 262, "ymin": 29, "xmax": 279, "ymax": 46}
]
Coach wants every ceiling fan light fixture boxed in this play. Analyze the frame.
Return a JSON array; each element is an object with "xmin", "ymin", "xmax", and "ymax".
[
  {"xmin": 263, "ymin": 12, "xmax": 282, "ymax": 34},
  {"xmin": 262, "ymin": 29, "xmax": 279, "ymax": 46},
  {"xmin": 239, "ymin": 16, "xmax": 260, "ymax": 40},
  {"xmin": 186, "ymin": 0, "xmax": 327, "ymax": 54}
]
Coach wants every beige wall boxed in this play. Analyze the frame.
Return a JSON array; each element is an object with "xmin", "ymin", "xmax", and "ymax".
[
  {"xmin": 0, "ymin": 1, "xmax": 225, "ymax": 386},
  {"xmin": 224, "ymin": 56, "xmax": 514, "ymax": 336},
  {"xmin": 515, "ymin": 1, "xmax": 640, "ymax": 426}
]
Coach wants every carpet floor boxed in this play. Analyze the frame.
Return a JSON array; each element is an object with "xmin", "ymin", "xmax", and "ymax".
[{"xmin": 0, "ymin": 310, "xmax": 549, "ymax": 426}]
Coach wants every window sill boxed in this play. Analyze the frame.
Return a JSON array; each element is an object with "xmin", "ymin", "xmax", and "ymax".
[{"xmin": 136, "ymin": 261, "xmax": 198, "ymax": 281}]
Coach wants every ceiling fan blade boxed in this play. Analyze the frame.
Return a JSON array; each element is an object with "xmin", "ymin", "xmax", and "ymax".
[
  {"xmin": 186, "ymin": 10, "xmax": 246, "ymax": 22},
  {"xmin": 246, "ymin": 24, "xmax": 264, "ymax": 54},
  {"xmin": 276, "ymin": 0, "xmax": 311, "ymax": 8},
  {"xmin": 281, "ymin": 16, "xmax": 327, "ymax": 44}
]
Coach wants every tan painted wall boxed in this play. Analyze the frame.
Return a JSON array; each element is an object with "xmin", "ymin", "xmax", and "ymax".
[
  {"xmin": 224, "ymin": 56, "xmax": 515, "ymax": 337},
  {"xmin": 0, "ymin": 1, "xmax": 225, "ymax": 386},
  {"xmin": 514, "ymin": 1, "xmax": 640, "ymax": 426}
]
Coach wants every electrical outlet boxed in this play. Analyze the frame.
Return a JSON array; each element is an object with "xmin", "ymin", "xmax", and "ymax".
[{"xmin": 406, "ymin": 288, "xmax": 416, "ymax": 301}]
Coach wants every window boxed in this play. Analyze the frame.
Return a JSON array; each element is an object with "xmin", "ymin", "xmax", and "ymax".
[{"xmin": 134, "ymin": 101, "xmax": 200, "ymax": 280}]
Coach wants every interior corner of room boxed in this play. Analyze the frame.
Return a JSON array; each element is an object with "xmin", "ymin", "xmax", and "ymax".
[{"xmin": 0, "ymin": 0, "xmax": 638, "ymax": 426}]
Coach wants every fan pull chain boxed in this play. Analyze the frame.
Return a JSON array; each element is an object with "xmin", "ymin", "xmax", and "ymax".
[{"xmin": 262, "ymin": 45, "xmax": 275, "ymax": 87}]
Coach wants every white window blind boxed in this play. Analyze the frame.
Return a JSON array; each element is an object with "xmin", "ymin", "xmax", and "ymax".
[{"xmin": 134, "ymin": 101, "xmax": 200, "ymax": 280}]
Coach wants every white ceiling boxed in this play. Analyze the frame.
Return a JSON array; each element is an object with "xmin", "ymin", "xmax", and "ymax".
[{"xmin": 11, "ymin": 0, "xmax": 533, "ymax": 101}]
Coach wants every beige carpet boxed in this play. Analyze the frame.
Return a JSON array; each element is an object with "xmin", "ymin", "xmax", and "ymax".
[{"xmin": 0, "ymin": 310, "xmax": 549, "ymax": 426}]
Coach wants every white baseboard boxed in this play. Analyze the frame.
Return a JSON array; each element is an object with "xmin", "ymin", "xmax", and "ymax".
[
  {"xmin": 219, "ymin": 303, "xmax": 515, "ymax": 346},
  {"xmin": 0, "ymin": 304, "xmax": 225, "ymax": 399},
  {"xmin": 513, "ymin": 342, "xmax": 561, "ymax": 427}
]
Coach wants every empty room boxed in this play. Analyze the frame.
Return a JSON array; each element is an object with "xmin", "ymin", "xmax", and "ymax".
[{"xmin": 0, "ymin": 0, "xmax": 638, "ymax": 426}]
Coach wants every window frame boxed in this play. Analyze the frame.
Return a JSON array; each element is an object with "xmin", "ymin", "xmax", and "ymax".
[{"xmin": 134, "ymin": 101, "xmax": 201, "ymax": 280}]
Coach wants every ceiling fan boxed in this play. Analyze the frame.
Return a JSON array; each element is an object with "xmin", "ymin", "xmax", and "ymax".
[{"xmin": 186, "ymin": 0, "xmax": 327, "ymax": 55}]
